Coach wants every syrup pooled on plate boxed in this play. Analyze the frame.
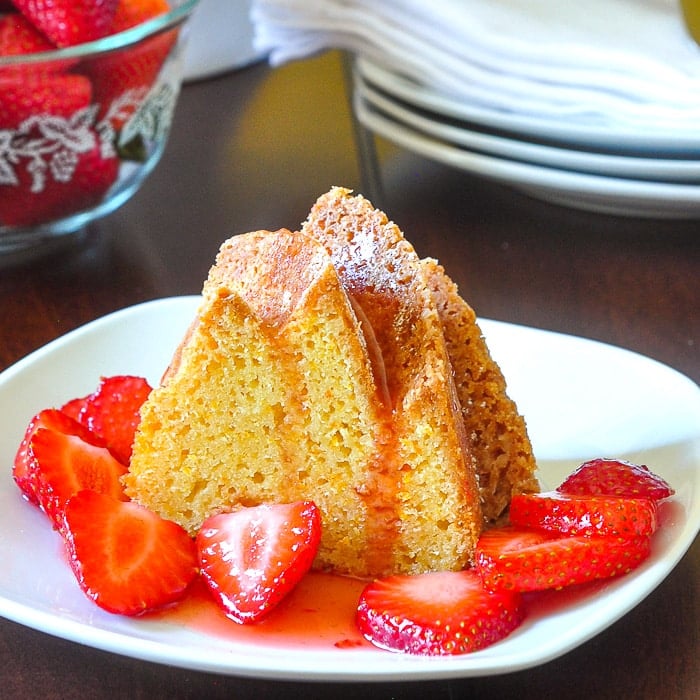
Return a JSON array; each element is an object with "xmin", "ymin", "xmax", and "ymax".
[{"xmin": 147, "ymin": 572, "xmax": 370, "ymax": 651}]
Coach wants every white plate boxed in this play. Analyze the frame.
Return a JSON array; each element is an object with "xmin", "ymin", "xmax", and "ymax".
[
  {"xmin": 0, "ymin": 296, "xmax": 698, "ymax": 681},
  {"xmin": 354, "ymin": 95, "xmax": 700, "ymax": 218},
  {"xmin": 356, "ymin": 76, "xmax": 700, "ymax": 183},
  {"xmin": 356, "ymin": 57, "xmax": 700, "ymax": 156}
]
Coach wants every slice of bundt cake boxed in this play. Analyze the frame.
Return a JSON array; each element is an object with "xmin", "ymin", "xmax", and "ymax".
[
  {"xmin": 301, "ymin": 188, "xmax": 538, "ymax": 524},
  {"xmin": 126, "ymin": 229, "xmax": 388, "ymax": 576},
  {"xmin": 301, "ymin": 187, "xmax": 483, "ymax": 570},
  {"xmin": 125, "ymin": 225, "xmax": 482, "ymax": 577}
]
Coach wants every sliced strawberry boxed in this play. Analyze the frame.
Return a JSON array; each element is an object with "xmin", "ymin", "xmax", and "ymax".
[
  {"xmin": 13, "ymin": 408, "xmax": 104, "ymax": 505},
  {"xmin": 30, "ymin": 427, "xmax": 128, "ymax": 528},
  {"xmin": 74, "ymin": 375, "xmax": 152, "ymax": 464},
  {"xmin": 356, "ymin": 569, "xmax": 524, "ymax": 655},
  {"xmin": 475, "ymin": 526, "xmax": 651, "ymax": 593},
  {"xmin": 509, "ymin": 491, "xmax": 658, "ymax": 538},
  {"xmin": 196, "ymin": 501, "xmax": 322, "ymax": 624},
  {"xmin": 63, "ymin": 490, "xmax": 198, "ymax": 615},
  {"xmin": 60, "ymin": 395, "xmax": 91, "ymax": 422},
  {"xmin": 12, "ymin": 0, "xmax": 119, "ymax": 48},
  {"xmin": 557, "ymin": 458, "xmax": 674, "ymax": 501}
]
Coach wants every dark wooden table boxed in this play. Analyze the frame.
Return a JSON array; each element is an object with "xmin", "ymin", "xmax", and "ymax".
[{"xmin": 1, "ymin": 52, "xmax": 698, "ymax": 700}]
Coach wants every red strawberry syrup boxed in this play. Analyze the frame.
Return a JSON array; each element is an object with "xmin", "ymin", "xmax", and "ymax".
[{"xmin": 145, "ymin": 572, "xmax": 372, "ymax": 650}]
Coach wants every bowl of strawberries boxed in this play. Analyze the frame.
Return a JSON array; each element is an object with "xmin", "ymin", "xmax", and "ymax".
[{"xmin": 0, "ymin": 0, "xmax": 200, "ymax": 255}]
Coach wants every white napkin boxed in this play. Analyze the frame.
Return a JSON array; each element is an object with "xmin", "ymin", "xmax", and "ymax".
[{"xmin": 250, "ymin": 0, "xmax": 700, "ymax": 131}]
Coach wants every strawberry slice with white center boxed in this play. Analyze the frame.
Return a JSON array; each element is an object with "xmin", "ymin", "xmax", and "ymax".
[
  {"xmin": 63, "ymin": 490, "xmax": 198, "ymax": 615},
  {"xmin": 13, "ymin": 408, "xmax": 105, "ymax": 505},
  {"xmin": 509, "ymin": 491, "xmax": 659, "ymax": 538},
  {"xmin": 356, "ymin": 569, "xmax": 525, "ymax": 655},
  {"xmin": 475, "ymin": 526, "xmax": 651, "ymax": 593},
  {"xmin": 196, "ymin": 501, "xmax": 321, "ymax": 624},
  {"xmin": 557, "ymin": 458, "xmax": 674, "ymax": 501},
  {"xmin": 30, "ymin": 427, "xmax": 128, "ymax": 529}
]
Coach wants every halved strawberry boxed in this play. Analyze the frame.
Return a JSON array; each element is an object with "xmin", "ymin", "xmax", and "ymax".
[
  {"xmin": 12, "ymin": 0, "xmax": 119, "ymax": 48},
  {"xmin": 30, "ymin": 427, "xmax": 128, "ymax": 528},
  {"xmin": 557, "ymin": 458, "xmax": 674, "ymax": 501},
  {"xmin": 475, "ymin": 526, "xmax": 651, "ymax": 593},
  {"xmin": 70, "ymin": 375, "xmax": 152, "ymax": 465},
  {"xmin": 356, "ymin": 569, "xmax": 524, "ymax": 655},
  {"xmin": 196, "ymin": 501, "xmax": 322, "ymax": 623},
  {"xmin": 13, "ymin": 408, "xmax": 105, "ymax": 505},
  {"xmin": 509, "ymin": 491, "xmax": 658, "ymax": 538},
  {"xmin": 63, "ymin": 490, "xmax": 198, "ymax": 615}
]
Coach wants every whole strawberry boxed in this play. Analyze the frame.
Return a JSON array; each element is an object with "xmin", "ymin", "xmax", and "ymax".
[
  {"xmin": 11, "ymin": 0, "xmax": 120, "ymax": 47},
  {"xmin": 0, "ymin": 11, "xmax": 55, "ymax": 58},
  {"xmin": 0, "ymin": 71, "xmax": 118, "ymax": 227},
  {"xmin": 0, "ymin": 72, "xmax": 92, "ymax": 128},
  {"xmin": 111, "ymin": 0, "xmax": 170, "ymax": 28},
  {"xmin": 87, "ymin": 0, "xmax": 174, "ymax": 128}
]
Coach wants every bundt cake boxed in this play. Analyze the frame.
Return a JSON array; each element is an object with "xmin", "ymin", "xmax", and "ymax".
[{"xmin": 124, "ymin": 188, "xmax": 538, "ymax": 578}]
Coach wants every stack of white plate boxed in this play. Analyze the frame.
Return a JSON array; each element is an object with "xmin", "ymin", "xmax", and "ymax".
[
  {"xmin": 353, "ymin": 56, "xmax": 700, "ymax": 218},
  {"xmin": 251, "ymin": 0, "xmax": 700, "ymax": 217}
]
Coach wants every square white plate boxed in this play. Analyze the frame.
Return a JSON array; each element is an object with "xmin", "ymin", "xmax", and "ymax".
[{"xmin": 0, "ymin": 296, "xmax": 698, "ymax": 681}]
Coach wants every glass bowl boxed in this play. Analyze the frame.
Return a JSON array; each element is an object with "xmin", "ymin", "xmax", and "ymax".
[{"xmin": 0, "ymin": 0, "xmax": 200, "ymax": 255}]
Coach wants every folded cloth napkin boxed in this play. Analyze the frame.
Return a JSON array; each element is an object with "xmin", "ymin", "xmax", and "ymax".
[{"xmin": 251, "ymin": 0, "xmax": 700, "ymax": 131}]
